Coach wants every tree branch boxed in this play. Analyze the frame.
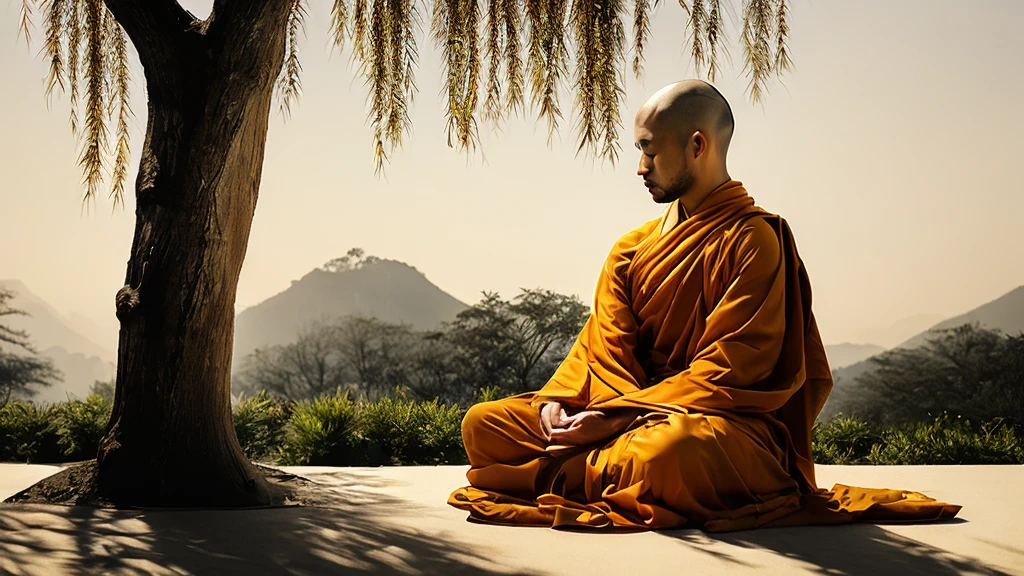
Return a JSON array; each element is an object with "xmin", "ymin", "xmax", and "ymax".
[
  {"xmin": 102, "ymin": 0, "xmax": 198, "ymax": 71},
  {"xmin": 207, "ymin": 0, "xmax": 294, "ymax": 63}
]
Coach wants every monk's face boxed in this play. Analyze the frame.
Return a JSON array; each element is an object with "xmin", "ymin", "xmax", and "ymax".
[{"xmin": 634, "ymin": 113, "xmax": 695, "ymax": 204}]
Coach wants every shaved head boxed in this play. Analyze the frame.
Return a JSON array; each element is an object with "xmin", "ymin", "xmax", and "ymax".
[
  {"xmin": 637, "ymin": 79, "xmax": 734, "ymax": 156},
  {"xmin": 634, "ymin": 80, "xmax": 735, "ymax": 210}
]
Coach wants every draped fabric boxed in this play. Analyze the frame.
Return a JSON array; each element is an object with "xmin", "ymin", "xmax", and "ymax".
[{"xmin": 448, "ymin": 181, "xmax": 961, "ymax": 531}]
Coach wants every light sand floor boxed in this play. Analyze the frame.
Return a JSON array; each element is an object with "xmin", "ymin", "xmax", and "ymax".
[{"xmin": 0, "ymin": 463, "xmax": 1020, "ymax": 575}]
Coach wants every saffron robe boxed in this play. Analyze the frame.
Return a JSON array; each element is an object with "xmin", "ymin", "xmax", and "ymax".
[{"xmin": 448, "ymin": 180, "xmax": 962, "ymax": 532}]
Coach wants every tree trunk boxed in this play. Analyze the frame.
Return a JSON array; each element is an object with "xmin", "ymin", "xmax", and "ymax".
[{"xmin": 96, "ymin": 0, "xmax": 294, "ymax": 506}]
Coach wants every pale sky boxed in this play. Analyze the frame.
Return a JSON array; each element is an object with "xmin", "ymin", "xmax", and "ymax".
[{"xmin": 1, "ymin": 0, "xmax": 1022, "ymax": 345}]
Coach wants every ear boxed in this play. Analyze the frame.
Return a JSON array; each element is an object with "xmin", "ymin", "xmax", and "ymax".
[{"xmin": 692, "ymin": 131, "xmax": 707, "ymax": 158}]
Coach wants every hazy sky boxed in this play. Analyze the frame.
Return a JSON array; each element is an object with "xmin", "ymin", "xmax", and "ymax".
[{"xmin": 1, "ymin": 0, "xmax": 1022, "ymax": 345}]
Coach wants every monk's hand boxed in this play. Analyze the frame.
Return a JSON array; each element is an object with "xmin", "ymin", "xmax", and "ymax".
[
  {"xmin": 546, "ymin": 409, "xmax": 638, "ymax": 447},
  {"xmin": 539, "ymin": 401, "xmax": 572, "ymax": 440}
]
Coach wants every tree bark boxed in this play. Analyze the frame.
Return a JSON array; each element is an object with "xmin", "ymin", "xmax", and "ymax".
[{"xmin": 97, "ymin": 0, "xmax": 294, "ymax": 506}]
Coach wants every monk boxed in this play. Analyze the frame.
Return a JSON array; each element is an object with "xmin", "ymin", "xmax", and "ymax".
[{"xmin": 448, "ymin": 80, "xmax": 962, "ymax": 532}]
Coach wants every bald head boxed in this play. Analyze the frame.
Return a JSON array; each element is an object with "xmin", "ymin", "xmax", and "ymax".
[
  {"xmin": 637, "ymin": 80, "xmax": 734, "ymax": 157},
  {"xmin": 634, "ymin": 80, "xmax": 734, "ymax": 208}
]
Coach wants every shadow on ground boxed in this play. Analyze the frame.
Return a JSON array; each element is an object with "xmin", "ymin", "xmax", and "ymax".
[
  {"xmin": 0, "ymin": 469, "xmax": 535, "ymax": 576},
  {"xmin": 661, "ymin": 520, "xmax": 1011, "ymax": 576}
]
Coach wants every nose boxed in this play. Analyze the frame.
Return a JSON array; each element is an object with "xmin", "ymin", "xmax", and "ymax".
[{"xmin": 637, "ymin": 156, "xmax": 651, "ymax": 177}]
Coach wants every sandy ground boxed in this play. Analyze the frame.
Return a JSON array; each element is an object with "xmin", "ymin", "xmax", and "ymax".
[{"xmin": 0, "ymin": 463, "xmax": 1021, "ymax": 575}]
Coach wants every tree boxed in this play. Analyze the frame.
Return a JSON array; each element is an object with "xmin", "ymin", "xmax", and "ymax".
[
  {"xmin": 444, "ymin": 288, "xmax": 588, "ymax": 398},
  {"xmin": 829, "ymin": 324, "xmax": 1024, "ymax": 428},
  {"xmin": 0, "ymin": 288, "xmax": 62, "ymax": 404},
  {"xmin": 15, "ymin": 0, "xmax": 794, "ymax": 506},
  {"xmin": 322, "ymin": 247, "xmax": 368, "ymax": 273},
  {"xmin": 335, "ymin": 315, "xmax": 419, "ymax": 401},
  {"xmin": 90, "ymin": 378, "xmax": 116, "ymax": 403},
  {"xmin": 235, "ymin": 320, "xmax": 349, "ymax": 401},
  {"xmin": 406, "ymin": 330, "xmax": 464, "ymax": 402}
]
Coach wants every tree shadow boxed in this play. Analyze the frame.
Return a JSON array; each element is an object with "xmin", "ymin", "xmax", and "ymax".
[
  {"xmin": 660, "ymin": 521, "xmax": 1011, "ymax": 575},
  {"xmin": 0, "ymin": 469, "xmax": 540, "ymax": 575}
]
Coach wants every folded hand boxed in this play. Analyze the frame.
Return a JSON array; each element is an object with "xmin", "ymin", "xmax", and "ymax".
[{"xmin": 541, "ymin": 403, "xmax": 638, "ymax": 447}]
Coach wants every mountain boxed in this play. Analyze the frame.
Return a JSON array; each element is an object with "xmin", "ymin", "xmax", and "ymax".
[
  {"xmin": 63, "ymin": 311, "xmax": 119, "ymax": 356},
  {"xmin": 854, "ymin": 313, "xmax": 947, "ymax": 350},
  {"xmin": 232, "ymin": 258, "xmax": 470, "ymax": 371},
  {"xmin": 0, "ymin": 279, "xmax": 116, "ymax": 363},
  {"xmin": 894, "ymin": 285, "xmax": 1024, "ymax": 349},
  {"xmin": 1, "ymin": 280, "xmax": 117, "ymax": 404},
  {"xmin": 823, "ymin": 343, "xmax": 886, "ymax": 370},
  {"xmin": 823, "ymin": 285, "xmax": 1024, "ymax": 420},
  {"xmin": 14, "ymin": 346, "xmax": 116, "ymax": 405}
]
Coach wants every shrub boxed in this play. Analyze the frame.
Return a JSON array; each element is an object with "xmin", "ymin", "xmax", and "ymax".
[
  {"xmin": 474, "ymin": 385, "xmax": 505, "ymax": 404},
  {"xmin": 358, "ymin": 394, "xmax": 424, "ymax": 465},
  {"xmin": 233, "ymin": 391, "xmax": 293, "ymax": 463},
  {"xmin": 281, "ymin": 388, "xmax": 359, "ymax": 466},
  {"xmin": 416, "ymin": 399, "xmax": 467, "ymax": 465},
  {"xmin": 867, "ymin": 412, "xmax": 1024, "ymax": 465},
  {"xmin": 50, "ymin": 394, "xmax": 112, "ymax": 461},
  {"xmin": 812, "ymin": 414, "xmax": 883, "ymax": 464},
  {"xmin": 359, "ymin": 391, "xmax": 466, "ymax": 465},
  {"xmin": 0, "ymin": 401, "xmax": 62, "ymax": 463}
]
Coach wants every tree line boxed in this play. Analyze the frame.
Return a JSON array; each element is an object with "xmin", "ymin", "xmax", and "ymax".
[
  {"xmin": 5, "ymin": 282, "xmax": 1022, "ymax": 436},
  {"xmin": 824, "ymin": 323, "xmax": 1024, "ymax": 429},
  {"xmin": 232, "ymin": 288, "xmax": 590, "ymax": 407}
]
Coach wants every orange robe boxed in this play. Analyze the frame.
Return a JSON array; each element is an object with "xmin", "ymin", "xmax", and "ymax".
[{"xmin": 448, "ymin": 180, "xmax": 961, "ymax": 531}]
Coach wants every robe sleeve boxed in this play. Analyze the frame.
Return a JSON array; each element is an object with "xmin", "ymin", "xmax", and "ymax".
[
  {"xmin": 528, "ymin": 224, "xmax": 653, "ymax": 409},
  {"xmin": 591, "ymin": 216, "xmax": 794, "ymax": 415}
]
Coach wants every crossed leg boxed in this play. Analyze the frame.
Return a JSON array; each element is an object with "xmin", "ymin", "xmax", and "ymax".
[{"xmin": 458, "ymin": 391, "xmax": 800, "ymax": 528}]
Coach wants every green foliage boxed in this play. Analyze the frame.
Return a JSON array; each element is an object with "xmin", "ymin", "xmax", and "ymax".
[
  {"xmin": 443, "ymin": 289, "xmax": 589, "ymax": 402},
  {"xmin": 475, "ymin": 385, "xmax": 505, "ymax": 404},
  {"xmin": 358, "ymin": 389, "xmax": 466, "ymax": 466},
  {"xmin": 811, "ymin": 414, "xmax": 883, "ymax": 464},
  {"xmin": 10, "ymin": 394, "xmax": 1018, "ymax": 467},
  {"xmin": 812, "ymin": 412, "xmax": 1024, "ymax": 465},
  {"xmin": 280, "ymin": 388, "xmax": 360, "ymax": 466},
  {"xmin": 0, "ymin": 287, "xmax": 62, "ymax": 404},
  {"xmin": 49, "ymin": 393, "xmax": 112, "ymax": 461},
  {"xmin": 828, "ymin": 324, "xmax": 1024, "ymax": 427},
  {"xmin": 866, "ymin": 413, "xmax": 1023, "ymax": 465},
  {"xmin": 0, "ymin": 401, "xmax": 61, "ymax": 463},
  {"xmin": 233, "ymin": 391, "xmax": 293, "ymax": 463},
  {"xmin": 415, "ymin": 399, "xmax": 467, "ymax": 466},
  {"xmin": 234, "ymin": 287, "xmax": 590, "ymax": 408}
]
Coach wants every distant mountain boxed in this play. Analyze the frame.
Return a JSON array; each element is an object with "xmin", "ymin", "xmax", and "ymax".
[
  {"xmin": 894, "ymin": 286, "xmax": 1024, "ymax": 349},
  {"xmin": 855, "ymin": 313, "xmax": 946, "ymax": 349},
  {"xmin": 232, "ymin": 258, "xmax": 470, "ymax": 371},
  {"xmin": 0, "ymin": 279, "xmax": 116, "ymax": 363},
  {"xmin": 13, "ymin": 346, "xmax": 116, "ymax": 405},
  {"xmin": 823, "ymin": 285, "xmax": 1024, "ymax": 421},
  {"xmin": 63, "ymin": 311, "xmax": 119, "ymax": 356},
  {"xmin": 823, "ymin": 343, "xmax": 886, "ymax": 370}
]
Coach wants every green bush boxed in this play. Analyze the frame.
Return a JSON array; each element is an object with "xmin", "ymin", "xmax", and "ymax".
[
  {"xmin": 280, "ymin": 388, "xmax": 359, "ymax": 466},
  {"xmin": 416, "ymin": 399, "xmax": 467, "ymax": 466},
  {"xmin": 357, "ymin": 394, "xmax": 419, "ymax": 465},
  {"xmin": 866, "ymin": 413, "xmax": 1024, "ymax": 465},
  {"xmin": 474, "ymin": 385, "xmax": 505, "ymax": 404},
  {"xmin": 0, "ymin": 402, "xmax": 62, "ymax": 463},
  {"xmin": 50, "ymin": 394, "xmax": 112, "ymax": 461},
  {"xmin": 812, "ymin": 414, "xmax": 883, "ymax": 464},
  {"xmin": 233, "ymin": 391, "xmax": 293, "ymax": 463},
  {"xmin": 359, "ymin": 390, "xmax": 466, "ymax": 465},
  {"xmin": 6, "ymin": 394, "xmax": 1019, "ymax": 467}
]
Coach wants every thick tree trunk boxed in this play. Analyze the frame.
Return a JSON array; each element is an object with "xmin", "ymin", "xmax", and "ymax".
[{"xmin": 96, "ymin": 0, "xmax": 294, "ymax": 506}]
